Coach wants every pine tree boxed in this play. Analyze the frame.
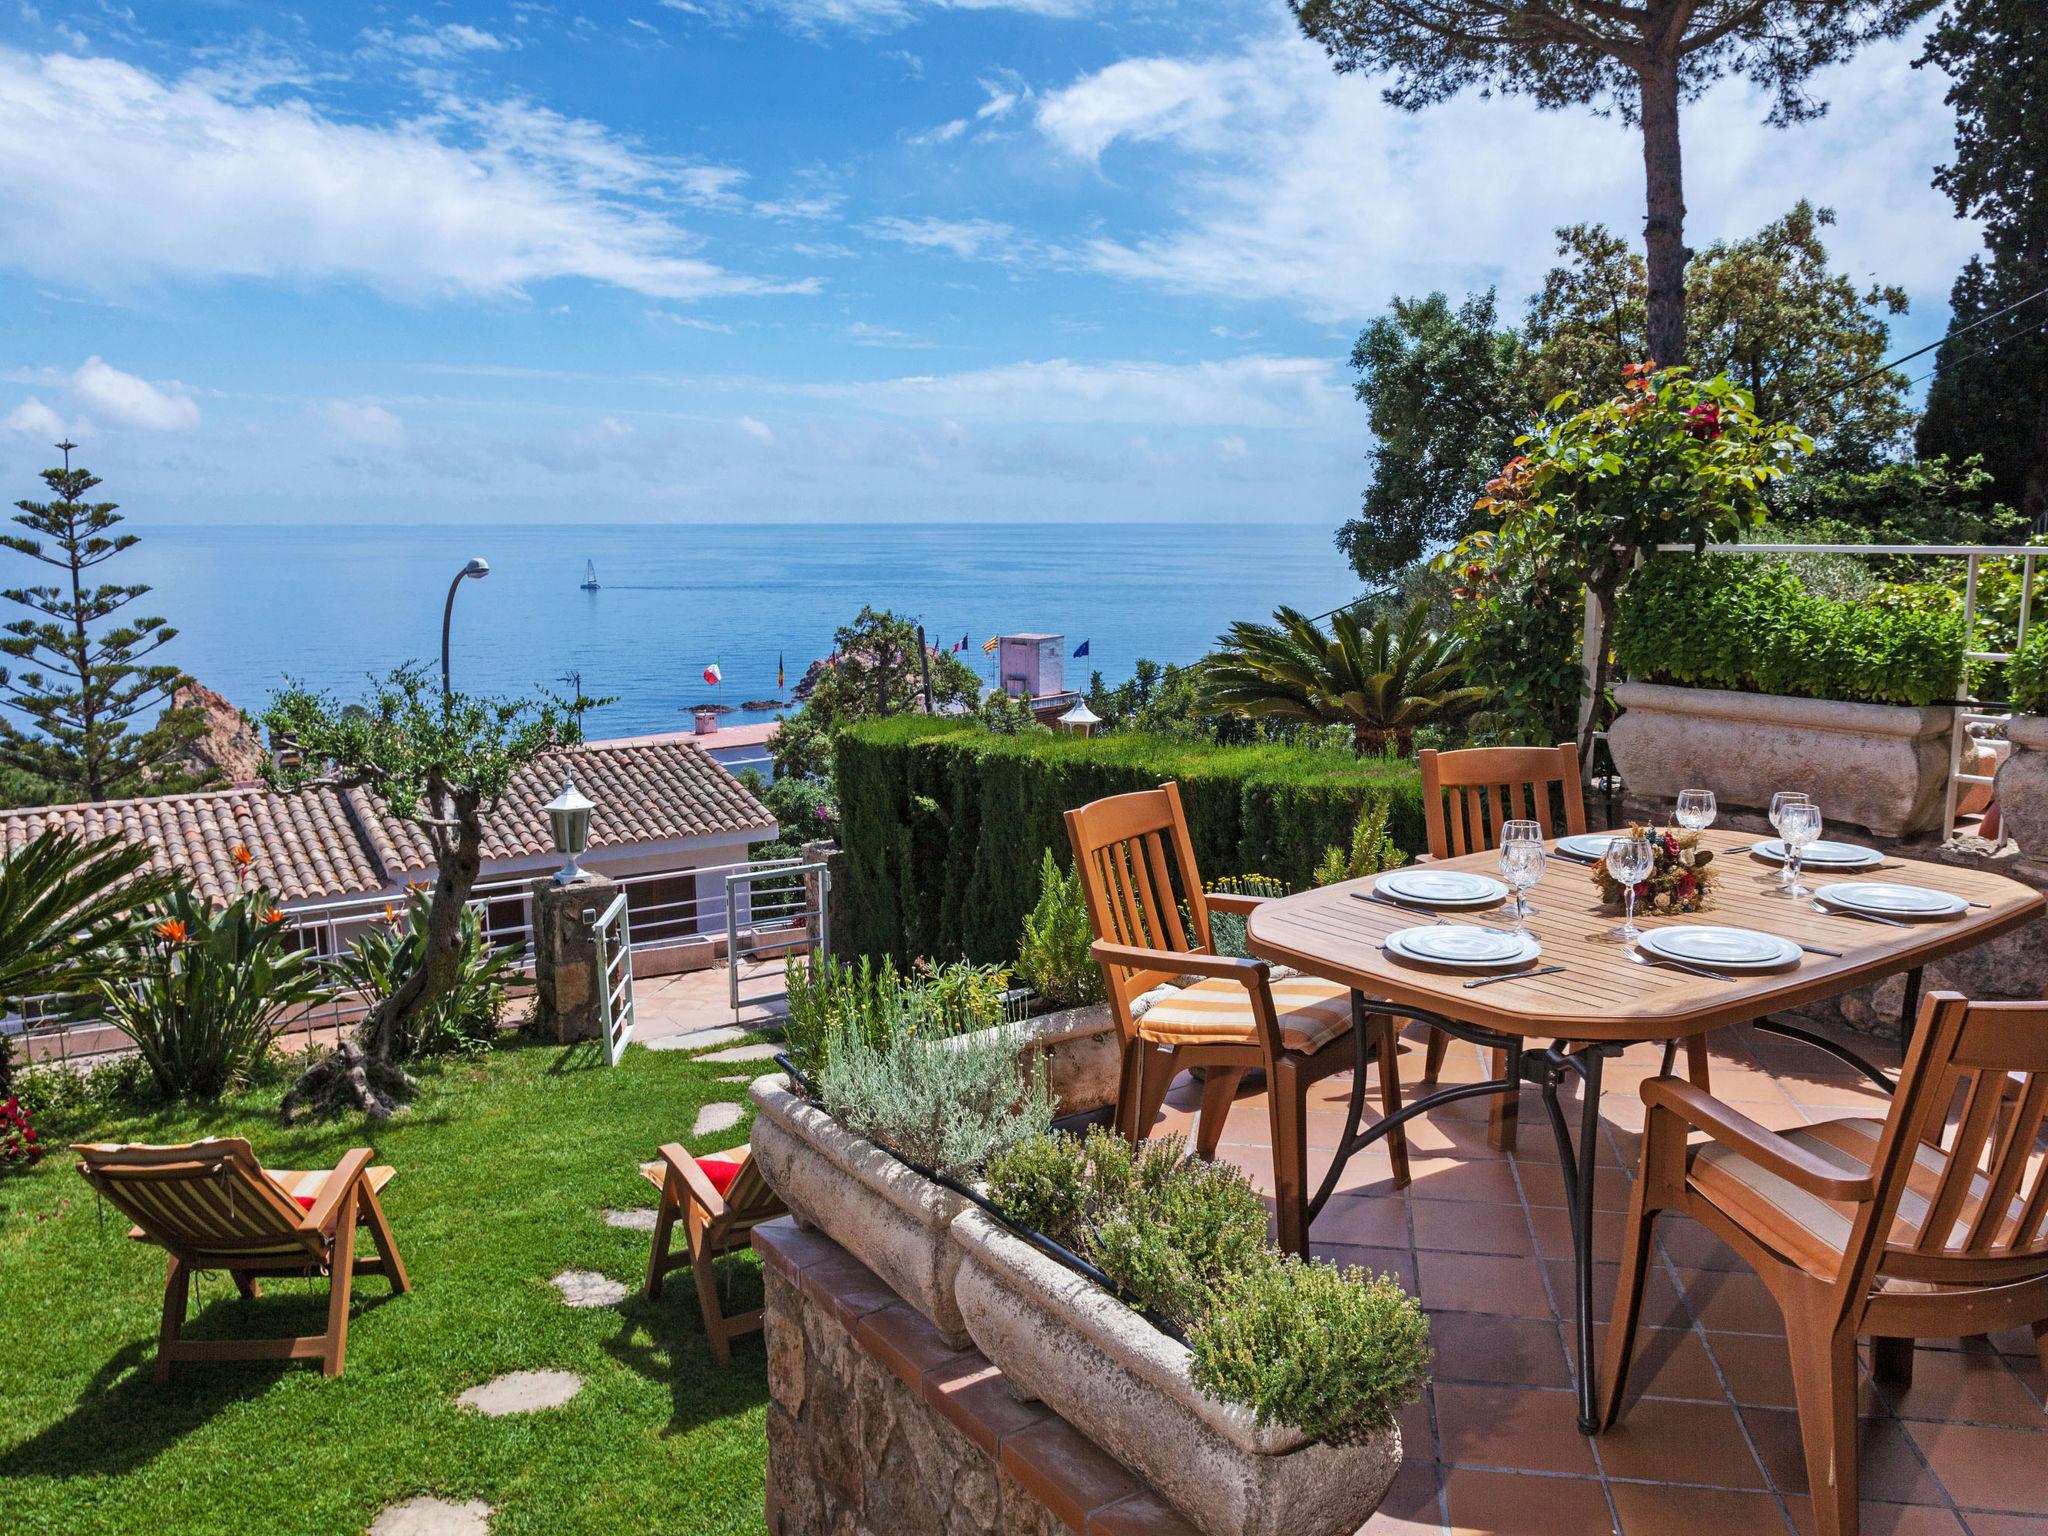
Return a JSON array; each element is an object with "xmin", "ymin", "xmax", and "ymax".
[{"xmin": 0, "ymin": 445, "xmax": 206, "ymax": 803}]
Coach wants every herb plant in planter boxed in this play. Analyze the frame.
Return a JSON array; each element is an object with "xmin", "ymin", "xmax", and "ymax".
[
  {"xmin": 748, "ymin": 971, "xmax": 1052, "ymax": 1345},
  {"xmin": 954, "ymin": 1128, "xmax": 1429, "ymax": 1536}
]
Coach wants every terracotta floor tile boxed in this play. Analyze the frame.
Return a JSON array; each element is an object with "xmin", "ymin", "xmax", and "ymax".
[
  {"xmin": 1873, "ymin": 1347, "xmax": 2048, "ymax": 1428},
  {"xmin": 1744, "ymin": 1411, "xmax": 1945, "ymax": 1507},
  {"xmin": 1545, "ymin": 1260, "xmax": 1690, "ymax": 1333},
  {"xmin": 1902, "ymin": 1421, "xmax": 2048, "ymax": 1514},
  {"xmin": 1707, "ymin": 1331, "xmax": 1802, "ymax": 1409},
  {"xmin": 1653, "ymin": 1214, "xmax": 1747, "ymax": 1272},
  {"xmin": 1433, "ymin": 1383, "xmax": 1600, "ymax": 1475},
  {"xmin": 1408, "ymin": 1158, "xmax": 1527, "ymax": 1206},
  {"xmin": 1315, "ymin": 1193, "xmax": 1412, "ymax": 1249},
  {"xmin": 1526, "ymin": 1203, "xmax": 1626, "ymax": 1262},
  {"xmin": 1570, "ymin": 1322, "xmax": 1728, "ymax": 1405},
  {"xmin": 922, "ymin": 1360, "xmax": 1050, "ymax": 1456},
  {"xmin": 1592, "ymin": 1396, "xmax": 1771, "ymax": 1488},
  {"xmin": 1428, "ymin": 1311, "xmax": 1572, "ymax": 1390},
  {"xmin": 1441, "ymin": 1467, "xmax": 1614, "ymax": 1536},
  {"xmin": 1412, "ymin": 1199, "xmax": 1539, "ymax": 1256},
  {"xmin": 1784, "ymin": 1502, "xmax": 1970, "ymax": 1536},
  {"xmin": 1675, "ymin": 1267, "xmax": 1787, "ymax": 1335},
  {"xmin": 1961, "ymin": 1516, "xmax": 2048, "ymax": 1535},
  {"xmin": 1417, "ymin": 1252, "xmax": 1554, "ymax": 1319},
  {"xmin": 1397, "ymin": 1384, "xmax": 1437, "ymax": 1462},
  {"xmin": 1359, "ymin": 1461, "xmax": 1445, "ymax": 1534},
  {"xmin": 1607, "ymin": 1481, "xmax": 1794, "ymax": 1536},
  {"xmin": 1988, "ymin": 1327, "xmax": 2045, "ymax": 1360},
  {"xmin": 1087, "ymin": 1491, "xmax": 1202, "ymax": 1536},
  {"xmin": 852, "ymin": 1304, "xmax": 973, "ymax": 1388},
  {"xmin": 1320, "ymin": 1244, "xmax": 1418, "ymax": 1290},
  {"xmin": 1517, "ymin": 1160, "xmax": 1635, "ymax": 1213},
  {"xmin": 999, "ymin": 1417, "xmax": 1140, "ymax": 1528}
]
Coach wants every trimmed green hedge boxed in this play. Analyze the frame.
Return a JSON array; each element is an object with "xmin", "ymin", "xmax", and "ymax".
[
  {"xmin": 835, "ymin": 718, "xmax": 1425, "ymax": 966},
  {"xmin": 1613, "ymin": 555, "xmax": 1966, "ymax": 708}
]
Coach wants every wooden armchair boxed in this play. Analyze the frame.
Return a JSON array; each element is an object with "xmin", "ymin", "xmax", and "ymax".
[
  {"xmin": 642, "ymin": 1141, "xmax": 785, "ymax": 1363},
  {"xmin": 1415, "ymin": 742, "xmax": 1708, "ymax": 1146},
  {"xmin": 74, "ymin": 1137, "xmax": 408, "ymax": 1382},
  {"xmin": 1597, "ymin": 992, "xmax": 2048, "ymax": 1536},
  {"xmin": 1064, "ymin": 781, "xmax": 1410, "ymax": 1256}
]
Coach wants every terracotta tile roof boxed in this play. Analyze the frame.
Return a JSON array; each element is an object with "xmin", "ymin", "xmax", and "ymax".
[
  {"xmin": 354, "ymin": 738, "xmax": 775, "ymax": 874},
  {"xmin": 0, "ymin": 739, "xmax": 775, "ymax": 905},
  {"xmin": 0, "ymin": 785, "xmax": 384, "ymax": 904}
]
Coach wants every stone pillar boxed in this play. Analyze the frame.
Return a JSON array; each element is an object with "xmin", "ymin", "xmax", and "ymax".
[{"xmin": 530, "ymin": 871, "xmax": 616, "ymax": 1044}]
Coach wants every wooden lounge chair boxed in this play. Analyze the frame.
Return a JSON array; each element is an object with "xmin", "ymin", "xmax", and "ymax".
[
  {"xmin": 1416, "ymin": 741, "xmax": 1709, "ymax": 1146},
  {"xmin": 641, "ymin": 1142, "xmax": 785, "ymax": 1363},
  {"xmin": 73, "ymin": 1137, "xmax": 408, "ymax": 1382},
  {"xmin": 1064, "ymin": 781, "xmax": 1411, "ymax": 1257},
  {"xmin": 1597, "ymin": 991, "xmax": 2048, "ymax": 1536}
]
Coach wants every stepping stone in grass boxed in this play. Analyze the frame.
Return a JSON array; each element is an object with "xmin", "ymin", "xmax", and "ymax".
[
  {"xmin": 644, "ymin": 1025, "xmax": 747, "ymax": 1053},
  {"xmin": 717, "ymin": 1074, "xmax": 752, "ymax": 1084},
  {"xmin": 457, "ymin": 1370, "xmax": 583, "ymax": 1416},
  {"xmin": 603, "ymin": 1207, "xmax": 659, "ymax": 1231},
  {"xmin": 552, "ymin": 1270, "xmax": 630, "ymax": 1308},
  {"xmin": 369, "ymin": 1498, "xmax": 493, "ymax": 1536},
  {"xmin": 693, "ymin": 1101, "xmax": 743, "ymax": 1137},
  {"xmin": 696, "ymin": 1042, "xmax": 783, "ymax": 1063}
]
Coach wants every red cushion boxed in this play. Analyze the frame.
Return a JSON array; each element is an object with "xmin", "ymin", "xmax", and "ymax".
[
  {"xmin": 294, "ymin": 1195, "xmax": 317, "ymax": 1210},
  {"xmin": 696, "ymin": 1157, "xmax": 743, "ymax": 1195}
]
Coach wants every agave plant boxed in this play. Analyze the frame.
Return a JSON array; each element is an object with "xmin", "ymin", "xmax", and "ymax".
[
  {"xmin": 1202, "ymin": 599, "xmax": 1489, "ymax": 754},
  {"xmin": 326, "ymin": 891, "xmax": 516, "ymax": 1062}
]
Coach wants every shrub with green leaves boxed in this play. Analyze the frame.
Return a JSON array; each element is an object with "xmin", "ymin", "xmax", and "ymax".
[
  {"xmin": 908, "ymin": 958, "xmax": 1013, "ymax": 1035},
  {"xmin": 1203, "ymin": 873, "xmax": 1287, "ymax": 958},
  {"xmin": 817, "ymin": 1016, "xmax": 1052, "ymax": 1181},
  {"xmin": 985, "ymin": 1125, "xmax": 1431, "ymax": 1442},
  {"xmin": 99, "ymin": 883, "xmax": 329, "ymax": 1100},
  {"xmin": 1189, "ymin": 1257, "xmax": 1431, "ymax": 1444},
  {"xmin": 1613, "ymin": 554, "xmax": 1967, "ymax": 708},
  {"xmin": 2009, "ymin": 629, "xmax": 2048, "ymax": 715},
  {"xmin": 1016, "ymin": 851, "xmax": 1104, "ymax": 1009},
  {"xmin": 1311, "ymin": 793, "xmax": 1408, "ymax": 888},
  {"xmin": 782, "ymin": 953, "xmax": 901, "ymax": 1079},
  {"xmin": 328, "ymin": 892, "xmax": 515, "ymax": 1061}
]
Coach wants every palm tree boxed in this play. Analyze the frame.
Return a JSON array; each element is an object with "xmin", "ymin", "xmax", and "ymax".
[
  {"xmin": 0, "ymin": 829, "xmax": 166, "ymax": 1086},
  {"xmin": 1202, "ymin": 599, "xmax": 1489, "ymax": 754}
]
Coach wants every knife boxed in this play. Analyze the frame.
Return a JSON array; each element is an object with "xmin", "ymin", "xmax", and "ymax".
[{"xmin": 1463, "ymin": 965, "xmax": 1566, "ymax": 989}]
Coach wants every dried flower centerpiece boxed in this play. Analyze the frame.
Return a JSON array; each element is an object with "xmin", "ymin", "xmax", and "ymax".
[{"xmin": 1590, "ymin": 825, "xmax": 1717, "ymax": 914}]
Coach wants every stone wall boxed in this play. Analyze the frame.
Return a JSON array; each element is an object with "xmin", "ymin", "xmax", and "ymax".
[{"xmin": 756, "ymin": 1217, "xmax": 1201, "ymax": 1536}]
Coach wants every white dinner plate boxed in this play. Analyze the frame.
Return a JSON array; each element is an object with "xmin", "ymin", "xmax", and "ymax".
[
  {"xmin": 1639, "ymin": 926, "xmax": 1801, "ymax": 970},
  {"xmin": 1385, "ymin": 925, "xmax": 1540, "ymax": 968},
  {"xmin": 1556, "ymin": 833, "xmax": 1625, "ymax": 863},
  {"xmin": 1814, "ymin": 882, "xmax": 1967, "ymax": 919},
  {"xmin": 1375, "ymin": 869, "xmax": 1509, "ymax": 908},
  {"xmin": 1749, "ymin": 838, "xmax": 1882, "ymax": 869}
]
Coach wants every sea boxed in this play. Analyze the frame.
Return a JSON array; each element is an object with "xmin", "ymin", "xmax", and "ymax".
[{"xmin": 114, "ymin": 521, "xmax": 1363, "ymax": 739}]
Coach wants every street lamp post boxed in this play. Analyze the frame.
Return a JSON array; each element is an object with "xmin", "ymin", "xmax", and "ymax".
[{"xmin": 441, "ymin": 557, "xmax": 490, "ymax": 697}]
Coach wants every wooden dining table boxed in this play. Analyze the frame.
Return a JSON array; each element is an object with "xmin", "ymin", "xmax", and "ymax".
[{"xmin": 1243, "ymin": 826, "xmax": 2044, "ymax": 1432}]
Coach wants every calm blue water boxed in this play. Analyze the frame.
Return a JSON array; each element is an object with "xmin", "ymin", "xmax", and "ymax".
[{"xmin": 107, "ymin": 523, "xmax": 1360, "ymax": 739}]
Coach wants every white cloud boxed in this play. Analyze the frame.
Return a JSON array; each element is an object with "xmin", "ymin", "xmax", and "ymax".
[
  {"xmin": 0, "ymin": 49, "xmax": 808, "ymax": 302},
  {"xmin": 313, "ymin": 400, "xmax": 405, "ymax": 447},
  {"xmin": 360, "ymin": 23, "xmax": 515, "ymax": 60},
  {"xmin": 737, "ymin": 415, "xmax": 775, "ymax": 443},
  {"xmin": 909, "ymin": 117, "xmax": 968, "ymax": 146},
  {"xmin": 70, "ymin": 356, "xmax": 200, "ymax": 430},
  {"xmin": 1214, "ymin": 433, "xmax": 1247, "ymax": 459},
  {"xmin": 864, "ymin": 214, "xmax": 1019, "ymax": 261},
  {"xmin": 3, "ymin": 396, "xmax": 67, "ymax": 437},
  {"xmin": 807, "ymin": 354, "xmax": 1348, "ymax": 430},
  {"xmin": 734, "ymin": 0, "xmax": 1086, "ymax": 35},
  {"xmin": 1035, "ymin": 28, "xmax": 1977, "ymax": 325}
]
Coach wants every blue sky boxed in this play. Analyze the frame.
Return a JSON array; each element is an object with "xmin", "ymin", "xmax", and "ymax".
[{"xmin": 0, "ymin": 0, "xmax": 1983, "ymax": 525}]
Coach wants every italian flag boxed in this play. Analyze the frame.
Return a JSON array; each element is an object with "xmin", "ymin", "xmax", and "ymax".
[{"xmin": 703, "ymin": 661, "xmax": 722, "ymax": 685}]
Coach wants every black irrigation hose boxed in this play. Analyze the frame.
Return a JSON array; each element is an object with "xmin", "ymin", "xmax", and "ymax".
[{"xmin": 770, "ymin": 1052, "xmax": 1192, "ymax": 1346}]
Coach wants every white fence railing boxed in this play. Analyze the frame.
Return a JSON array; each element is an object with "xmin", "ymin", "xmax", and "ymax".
[
  {"xmin": 5, "ymin": 854, "xmax": 810, "ymax": 1065},
  {"xmin": 1646, "ymin": 541, "xmax": 2041, "ymax": 835}
]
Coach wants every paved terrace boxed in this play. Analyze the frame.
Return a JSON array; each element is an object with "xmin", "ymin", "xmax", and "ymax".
[{"xmin": 1148, "ymin": 1021, "xmax": 2048, "ymax": 1536}]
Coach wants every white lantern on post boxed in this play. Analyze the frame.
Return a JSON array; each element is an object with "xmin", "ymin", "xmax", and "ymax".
[{"xmin": 543, "ymin": 775, "xmax": 596, "ymax": 884}]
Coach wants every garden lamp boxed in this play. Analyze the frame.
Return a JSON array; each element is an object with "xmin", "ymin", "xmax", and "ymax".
[{"xmin": 544, "ymin": 775, "xmax": 596, "ymax": 884}]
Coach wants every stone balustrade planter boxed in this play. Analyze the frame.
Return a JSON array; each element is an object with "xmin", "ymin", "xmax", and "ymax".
[
  {"xmin": 1992, "ymin": 715, "xmax": 2048, "ymax": 859},
  {"xmin": 941, "ymin": 1000, "xmax": 1119, "ymax": 1118},
  {"xmin": 746, "ymin": 1073, "xmax": 972, "ymax": 1346},
  {"xmin": 949, "ymin": 1206, "xmax": 1402, "ymax": 1536},
  {"xmin": 1606, "ymin": 681, "xmax": 1953, "ymax": 838}
]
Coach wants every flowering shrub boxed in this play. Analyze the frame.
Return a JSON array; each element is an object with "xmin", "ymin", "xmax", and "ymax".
[
  {"xmin": 1589, "ymin": 825, "xmax": 1719, "ymax": 915},
  {"xmin": 0, "ymin": 1095, "xmax": 40, "ymax": 1167}
]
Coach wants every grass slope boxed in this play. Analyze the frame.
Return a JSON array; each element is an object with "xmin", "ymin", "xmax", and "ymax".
[{"xmin": 0, "ymin": 1037, "xmax": 774, "ymax": 1536}]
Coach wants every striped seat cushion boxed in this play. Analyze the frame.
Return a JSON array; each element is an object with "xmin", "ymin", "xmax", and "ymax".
[
  {"xmin": 1691, "ymin": 1117, "xmax": 2030, "ymax": 1283},
  {"xmin": 1137, "ymin": 974, "xmax": 1354, "ymax": 1055}
]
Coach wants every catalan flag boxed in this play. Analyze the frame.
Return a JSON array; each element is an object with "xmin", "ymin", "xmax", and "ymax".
[
  {"xmin": 982, "ymin": 635, "xmax": 1000, "ymax": 655},
  {"xmin": 777, "ymin": 653, "xmax": 785, "ymax": 690}
]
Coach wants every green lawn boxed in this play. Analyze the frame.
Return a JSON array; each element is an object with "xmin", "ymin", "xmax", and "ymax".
[{"xmin": 0, "ymin": 1035, "xmax": 775, "ymax": 1536}]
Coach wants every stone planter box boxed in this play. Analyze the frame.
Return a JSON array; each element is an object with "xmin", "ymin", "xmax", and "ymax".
[
  {"xmin": 941, "ymin": 1000, "xmax": 1120, "ymax": 1118},
  {"xmin": 950, "ymin": 1207, "xmax": 1402, "ymax": 1536},
  {"xmin": 1993, "ymin": 715, "xmax": 2048, "ymax": 857},
  {"xmin": 747, "ymin": 1074, "xmax": 971, "ymax": 1346},
  {"xmin": 1607, "ymin": 681, "xmax": 1953, "ymax": 838}
]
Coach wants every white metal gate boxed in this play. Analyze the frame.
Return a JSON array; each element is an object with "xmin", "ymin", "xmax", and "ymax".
[
  {"xmin": 591, "ymin": 890, "xmax": 637, "ymax": 1066},
  {"xmin": 726, "ymin": 860, "xmax": 830, "ymax": 1019}
]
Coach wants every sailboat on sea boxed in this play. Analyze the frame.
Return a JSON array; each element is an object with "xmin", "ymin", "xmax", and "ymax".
[{"xmin": 581, "ymin": 559, "xmax": 600, "ymax": 591}]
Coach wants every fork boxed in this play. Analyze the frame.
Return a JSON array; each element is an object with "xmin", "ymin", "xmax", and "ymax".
[
  {"xmin": 1626, "ymin": 948, "xmax": 1734, "ymax": 982},
  {"xmin": 1809, "ymin": 899, "xmax": 1908, "ymax": 928}
]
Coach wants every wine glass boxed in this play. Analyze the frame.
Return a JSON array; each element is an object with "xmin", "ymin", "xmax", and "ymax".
[
  {"xmin": 1779, "ymin": 799, "xmax": 1823, "ymax": 899},
  {"xmin": 1768, "ymin": 791, "xmax": 1810, "ymax": 885},
  {"xmin": 1499, "ymin": 818, "xmax": 1546, "ymax": 929},
  {"xmin": 1605, "ymin": 830, "xmax": 1656, "ymax": 944},
  {"xmin": 1675, "ymin": 788, "xmax": 1717, "ymax": 832}
]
